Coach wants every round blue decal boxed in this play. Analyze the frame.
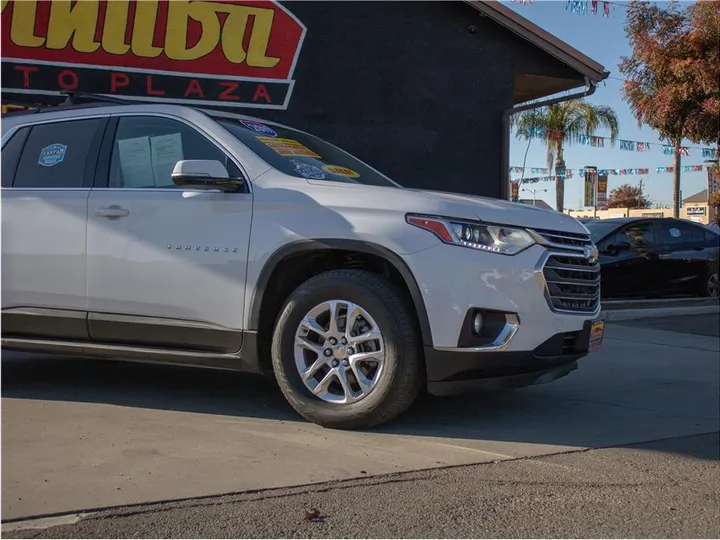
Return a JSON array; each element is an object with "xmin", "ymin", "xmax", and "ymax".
[
  {"xmin": 38, "ymin": 143, "xmax": 67, "ymax": 167},
  {"xmin": 241, "ymin": 121, "xmax": 277, "ymax": 138},
  {"xmin": 291, "ymin": 159, "xmax": 326, "ymax": 180}
]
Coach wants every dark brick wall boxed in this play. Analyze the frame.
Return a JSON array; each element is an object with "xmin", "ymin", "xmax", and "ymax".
[{"xmin": 259, "ymin": 1, "xmax": 582, "ymax": 198}]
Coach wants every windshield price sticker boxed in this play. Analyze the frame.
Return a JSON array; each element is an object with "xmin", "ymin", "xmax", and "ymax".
[
  {"xmin": 322, "ymin": 165, "xmax": 360, "ymax": 178},
  {"xmin": 257, "ymin": 136, "xmax": 321, "ymax": 158}
]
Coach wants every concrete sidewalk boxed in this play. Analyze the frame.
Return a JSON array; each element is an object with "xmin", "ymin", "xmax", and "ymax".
[{"xmin": 2, "ymin": 321, "xmax": 719, "ymax": 521}]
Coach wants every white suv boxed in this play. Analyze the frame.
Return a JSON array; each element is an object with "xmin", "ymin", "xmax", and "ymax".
[{"xmin": 1, "ymin": 98, "xmax": 603, "ymax": 429}]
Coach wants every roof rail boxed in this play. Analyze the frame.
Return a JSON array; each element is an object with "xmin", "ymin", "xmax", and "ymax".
[{"xmin": 59, "ymin": 91, "xmax": 135, "ymax": 105}]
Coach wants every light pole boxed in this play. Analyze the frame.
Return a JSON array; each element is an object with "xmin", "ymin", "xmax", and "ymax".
[{"xmin": 522, "ymin": 188, "xmax": 547, "ymax": 207}]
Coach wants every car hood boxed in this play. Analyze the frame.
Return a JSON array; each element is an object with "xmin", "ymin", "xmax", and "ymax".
[{"xmin": 400, "ymin": 188, "xmax": 589, "ymax": 234}]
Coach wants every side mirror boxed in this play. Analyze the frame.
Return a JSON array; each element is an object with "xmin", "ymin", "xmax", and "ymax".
[
  {"xmin": 171, "ymin": 160, "xmax": 244, "ymax": 193},
  {"xmin": 608, "ymin": 241, "xmax": 631, "ymax": 253}
]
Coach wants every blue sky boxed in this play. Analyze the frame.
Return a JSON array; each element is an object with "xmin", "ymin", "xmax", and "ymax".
[{"xmin": 503, "ymin": 0, "xmax": 711, "ymax": 210}]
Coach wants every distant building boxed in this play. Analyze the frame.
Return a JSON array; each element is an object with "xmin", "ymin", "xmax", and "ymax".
[
  {"xmin": 518, "ymin": 199, "xmax": 553, "ymax": 211},
  {"xmin": 565, "ymin": 189, "xmax": 714, "ymax": 224},
  {"xmin": 682, "ymin": 189, "xmax": 712, "ymax": 224}
]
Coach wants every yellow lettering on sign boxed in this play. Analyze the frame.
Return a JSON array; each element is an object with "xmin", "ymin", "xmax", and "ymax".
[
  {"xmin": 165, "ymin": 0, "xmax": 220, "ymax": 61},
  {"xmin": 46, "ymin": 0, "xmax": 100, "ymax": 53},
  {"xmin": 8, "ymin": 0, "xmax": 45, "ymax": 48},
  {"xmin": 102, "ymin": 0, "xmax": 130, "ymax": 55},
  {"xmin": 4, "ymin": 0, "xmax": 283, "ymax": 68},
  {"xmin": 164, "ymin": 1, "xmax": 280, "ymax": 66},
  {"xmin": 131, "ymin": 0, "xmax": 162, "ymax": 58},
  {"xmin": 221, "ymin": 4, "xmax": 280, "ymax": 68}
]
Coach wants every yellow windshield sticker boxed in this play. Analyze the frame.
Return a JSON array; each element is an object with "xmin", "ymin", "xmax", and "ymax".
[
  {"xmin": 322, "ymin": 165, "xmax": 360, "ymax": 178},
  {"xmin": 257, "ymin": 136, "xmax": 321, "ymax": 158}
]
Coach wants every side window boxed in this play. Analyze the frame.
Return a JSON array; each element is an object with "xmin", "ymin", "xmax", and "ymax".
[
  {"xmin": 615, "ymin": 222, "xmax": 655, "ymax": 248},
  {"xmin": 1, "ymin": 127, "xmax": 30, "ymax": 187},
  {"xmin": 109, "ymin": 116, "xmax": 241, "ymax": 189},
  {"xmin": 14, "ymin": 119, "xmax": 104, "ymax": 188},
  {"xmin": 658, "ymin": 221, "xmax": 705, "ymax": 245}
]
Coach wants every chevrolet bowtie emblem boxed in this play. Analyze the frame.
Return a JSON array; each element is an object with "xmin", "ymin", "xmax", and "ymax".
[{"xmin": 585, "ymin": 245, "xmax": 599, "ymax": 264}]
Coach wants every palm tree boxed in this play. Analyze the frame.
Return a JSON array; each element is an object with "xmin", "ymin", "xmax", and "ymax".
[{"xmin": 512, "ymin": 100, "xmax": 619, "ymax": 212}]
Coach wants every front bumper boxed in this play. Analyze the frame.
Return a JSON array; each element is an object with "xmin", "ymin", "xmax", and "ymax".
[
  {"xmin": 425, "ymin": 319, "xmax": 596, "ymax": 396},
  {"xmin": 403, "ymin": 243, "xmax": 601, "ymax": 351}
]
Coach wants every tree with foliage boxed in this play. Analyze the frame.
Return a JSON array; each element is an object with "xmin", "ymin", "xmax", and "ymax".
[
  {"xmin": 512, "ymin": 100, "xmax": 619, "ymax": 213},
  {"xmin": 620, "ymin": 0, "xmax": 720, "ymax": 219},
  {"xmin": 607, "ymin": 183, "xmax": 651, "ymax": 209},
  {"xmin": 710, "ymin": 162, "xmax": 720, "ymax": 225}
]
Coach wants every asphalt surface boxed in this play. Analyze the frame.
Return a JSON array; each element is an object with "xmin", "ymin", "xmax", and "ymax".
[
  {"xmin": 614, "ymin": 313, "xmax": 720, "ymax": 337},
  {"xmin": 5, "ymin": 433, "xmax": 719, "ymax": 539}
]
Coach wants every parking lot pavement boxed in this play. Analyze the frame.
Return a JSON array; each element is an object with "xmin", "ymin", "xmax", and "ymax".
[
  {"xmin": 613, "ymin": 313, "xmax": 720, "ymax": 338},
  {"xmin": 5, "ymin": 433, "xmax": 718, "ymax": 539},
  {"xmin": 2, "ymin": 322, "xmax": 719, "ymax": 522}
]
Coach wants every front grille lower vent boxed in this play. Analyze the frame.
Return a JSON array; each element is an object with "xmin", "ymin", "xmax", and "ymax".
[{"xmin": 542, "ymin": 254, "xmax": 600, "ymax": 313}]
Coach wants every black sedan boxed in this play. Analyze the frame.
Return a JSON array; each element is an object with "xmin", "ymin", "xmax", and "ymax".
[{"xmin": 583, "ymin": 217, "xmax": 720, "ymax": 298}]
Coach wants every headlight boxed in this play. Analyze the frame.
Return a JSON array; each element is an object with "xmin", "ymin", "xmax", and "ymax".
[{"xmin": 406, "ymin": 214, "xmax": 535, "ymax": 255}]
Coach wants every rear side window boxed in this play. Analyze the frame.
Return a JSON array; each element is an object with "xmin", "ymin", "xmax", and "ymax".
[
  {"xmin": 14, "ymin": 119, "xmax": 105, "ymax": 188},
  {"xmin": 658, "ymin": 221, "xmax": 705, "ymax": 244},
  {"xmin": 1, "ymin": 127, "xmax": 30, "ymax": 187}
]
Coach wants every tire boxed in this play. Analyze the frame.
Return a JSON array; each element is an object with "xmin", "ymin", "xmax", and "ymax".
[{"xmin": 271, "ymin": 269, "xmax": 424, "ymax": 429}]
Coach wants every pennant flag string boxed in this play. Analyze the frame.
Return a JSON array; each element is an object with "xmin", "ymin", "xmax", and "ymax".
[
  {"xmin": 512, "ymin": 164, "xmax": 709, "ymax": 184},
  {"xmin": 518, "ymin": 129, "xmax": 713, "ymax": 157}
]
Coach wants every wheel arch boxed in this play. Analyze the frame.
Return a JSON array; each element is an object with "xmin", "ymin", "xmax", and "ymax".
[{"xmin": 248, "ymin": 239, "xmax": 433, "ymax": 359}]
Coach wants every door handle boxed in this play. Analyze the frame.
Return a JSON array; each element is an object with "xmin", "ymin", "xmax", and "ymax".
[{"xmin": 94, "ymin": 205, "xmax": 129, "ymax": 219}]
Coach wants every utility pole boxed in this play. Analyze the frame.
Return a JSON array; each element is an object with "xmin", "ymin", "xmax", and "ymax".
[
  {"xmin": 522, "ymin": 188, "xmax": 547, "ymax": 207},
  {"xmin": 638, "ymin": 178, "xmax": 644, "ymax": 209}
]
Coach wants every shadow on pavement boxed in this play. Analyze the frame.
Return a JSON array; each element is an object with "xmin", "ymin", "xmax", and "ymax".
[
  {"xmin": 613, "ymin": 313, "xmax": 720, "ymax": 338},
  {"xmin": 1, "ymin": 354, "xmax": 296, "ymax": 421},
  {"xmin": 3, "ymin": 336, "xmax": 718, "ymax": 464}
]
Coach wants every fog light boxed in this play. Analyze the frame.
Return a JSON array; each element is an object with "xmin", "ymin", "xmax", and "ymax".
[{"xmin": 472, "ymin": 312, "xmax": 484, "ymax": 335}]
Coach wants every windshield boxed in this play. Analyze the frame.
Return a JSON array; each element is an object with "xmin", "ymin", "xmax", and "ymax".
[
  {"xmin": 218, "ymin": 118, "xmax": 398, "ymax": 187},
  {"xmin": 583, "ymin": 220, "xmax": 622, "ymax": 242}
]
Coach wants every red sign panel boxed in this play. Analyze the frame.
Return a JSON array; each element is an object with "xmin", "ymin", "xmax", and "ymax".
[
  {"xmin": 596, "ymin": 174, "xmax": 608, "ymax": 210},
  {"xmin": 1, "ymin": 0, "xmax": 306, "ymax": 109}
]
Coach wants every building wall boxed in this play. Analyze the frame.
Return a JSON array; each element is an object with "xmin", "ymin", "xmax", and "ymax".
[{"xmin": 258, "ymin": 1, "xmax": 582, "ymax": 199}]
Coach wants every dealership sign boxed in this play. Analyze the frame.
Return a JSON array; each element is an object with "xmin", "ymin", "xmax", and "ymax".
[
  {"xmin": 686, "ymin": 206, "xmax": 706, "ymax": 216},
  {"xmin": 1, "ymin": 0, "xmax": 306, "ymax": 109}
]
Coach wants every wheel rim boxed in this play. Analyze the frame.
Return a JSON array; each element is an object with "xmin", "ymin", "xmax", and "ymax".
[
  {"xmin": 709, "ymin": 273, "xmax": 719, "ymax": 297},
  {"xmin": 294, "ymin": 300, "xmax": 386, "ymax": 404}
]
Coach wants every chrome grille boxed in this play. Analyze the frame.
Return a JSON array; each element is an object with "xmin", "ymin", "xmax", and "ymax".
[
  {"xmin": 542, "ymin": 254, "xmax": 601, "ymax": 313},
  {"xmin": 533, "ymin": 228, "xmax": 592, "ymax": 251}
]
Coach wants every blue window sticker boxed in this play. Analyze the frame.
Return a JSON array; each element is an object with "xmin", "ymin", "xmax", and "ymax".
[
  {"xmin": 38, "ymin": 143, "xmax": 67, "ymax": 167},
  {"xmin": 290, "ymin": 159, "xmax": 325, "ymax": 180},
  {"xmin": 241, "ymin": 120, "xmax": 277, "ymax": 138}
]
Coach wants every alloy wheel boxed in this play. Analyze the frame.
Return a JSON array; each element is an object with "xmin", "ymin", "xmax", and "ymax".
[
  {"xmin": 294, "ymin": 300, "xmax": 385, "ymax": 404},
  {"xmin": 708, "ymin": 273, "xmax": 719, "ymax": 297}
]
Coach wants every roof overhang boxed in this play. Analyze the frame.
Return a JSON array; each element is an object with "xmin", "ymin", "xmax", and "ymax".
[{"xmin": 466, "ymin": 0, "xmax": 609, "ymax": 98}]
